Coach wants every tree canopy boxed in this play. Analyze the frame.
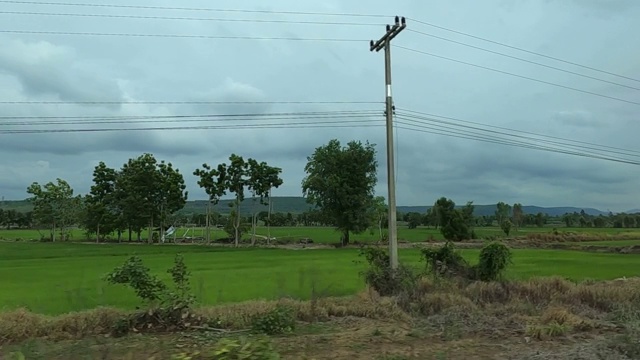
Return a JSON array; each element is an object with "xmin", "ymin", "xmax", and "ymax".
[{"xmin": 302, "ymin": 139, "xmax": 378, "ymax": 245}]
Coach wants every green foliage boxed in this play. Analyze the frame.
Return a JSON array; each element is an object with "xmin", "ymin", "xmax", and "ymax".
[
  {"xmin": 26, "ymin": 178, "xmax": 81, "ymax": 242},
  {"xmin": 251, "ymin": 305, "xmax": 296, "ymax": 335},
  {"xmin": 500, "ymin": 220, "xmax": 513, "ymax": 236},
  {"xmin": 104, "ymin": 255, "xmax": 167, "ymax": 302},
  {"xmin": 432, "ymin": 198, "xmax": 474, "ymax": 241},
  {"xmin": 302, "ymin": 139, "xmax": 378, "ymax": 245},
  {"xmin": 170, "ymin": 337, "xmax": 280, "ymax": 360},
  {"xmin": 421, "ymin": 241, "xmax": 469, "ymax": 277},
  {"xmin": 195, "ymin": 155, "xmax": 283, "ymax": 247},
  {"xmin": 105, "ymin": 254, "xmax": 200, "ymax": 336},
  {"xmin": 358, "ymin": 247, "xmax": 418, "ymax": 297},
  {"xmin": 475, "ymin": 241, "xmax": 513, "ymax": 281}
]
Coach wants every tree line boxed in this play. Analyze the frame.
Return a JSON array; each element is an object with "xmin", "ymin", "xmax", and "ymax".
[{"xmin": 10, "ymin": 137, "xmax": 640, "ymax": 244}]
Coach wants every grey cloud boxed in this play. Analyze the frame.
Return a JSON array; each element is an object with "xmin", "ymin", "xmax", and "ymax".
[{"xmin": 1, "ymin": 0, "xmax": 639, "ymax": 213}]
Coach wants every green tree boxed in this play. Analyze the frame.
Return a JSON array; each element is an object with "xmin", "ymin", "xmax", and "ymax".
[
  {"xmin": 194, "ymin": 163, "xmax": 227, "ymax": 243},
  {"xmin": 26, "ymin": 178, "xmax": 79, "ymax": 241},
  {"xmin": 495, "ymin": 202, "xmax": 511, "ymax": 226},
  {"xmin": 370, "ymin": 196, "xmax": 387, "ymax": 241},
  {"xmin": 432, "ymin": 197, "xmax": 472, "ymax": 241},
  {"xmin": 406, "ymin": 212, "xmax": 422, "ymax": 230},
  {"xmin": 534, "ymin": 212, "xmax": 545, "ymax": 227},
  {"xmin": 500, "ymin": 219, "xmax": 512, "ymax": 236},
  {"xmin": 512, "ymin": 203, "xmax": 523, "ymax": 231},
  {"xmin": 118, "ymin": 154, "xmax": 188, "ymax": 244},
  {"xmin": 246, "ymin": 159, "xmax": 283, "ymax": 245},
  {"xmin": 83, "ymin": 162, "xmax": 120, "ymax": 242},
  {"xmin": 222, "ymin": 154, "xmax": 252, "ymax": 247},
  {"xmin": 302, "ymin": 139, "xmax": 377, "ymax": 245}
]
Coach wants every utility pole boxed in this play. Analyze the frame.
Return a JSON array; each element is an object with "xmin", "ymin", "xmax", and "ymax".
[{"xmin": 370, "ymin": 16, "xmax": 406, "ymax": 270}]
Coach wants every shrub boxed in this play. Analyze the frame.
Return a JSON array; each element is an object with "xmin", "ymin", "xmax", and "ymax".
[
  {"xmin": 357, "ymin": 246, "xmax": 419, "ymax": 297},
  {"xmin": 171, "ymin": 337, "xmax": 280, "ymax": 360},
  {"xmin": 421, "ymin": 242, "xmax": 470, "ymax": 278},
  {"xmin": 474, "ymin": 241, "xmax": 512, "ymax": 281},
  {"xmin": 251, "ymin": 305, "xmax": 296, "ymax": 335},
  {"xmin": 104, "ymin": 254, "xmax": 200, "ymax": 336}
]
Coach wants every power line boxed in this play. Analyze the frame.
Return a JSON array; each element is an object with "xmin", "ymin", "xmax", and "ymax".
[
  {"xmin": 397, "ymin": 108, "xmax": 640, "ymax": 156},
  {"xmin": 0, "ymin": 100, "xmax": 381, "ymax": 105},
  {"xmin": 395, "ymin": 112, "xmax": 640, "ymax": 162},
  {"xmin": 406, "ymin": 17, "xmax": 640, "ymax": 84},
  {"xmin": 406, "ymin": 28, "xmax": 640, "ymax": 92},
  {"xmin": 0, "ymin": 120, "xmax": 384, "ymax": 134},
  {"xmin": 0, "ymin": 111, "xmax": 381, "ymax": 126},
  {"xmin": 0, "ymin": 10, "xmax": 384, "ymax": 26},
  {"xmin": 0, "ymin": 1, "xmax": 388, "ymax": 18},
  {"xmin": 395, "ymin": 45, "xmax": 640, "ymax": 107},
  {"xmin": 0, "ymin": 30, "xmax": 368, "ymax": 42},
  {"xmin": 3, "ymin": 1, "xmax": 634, "ymax": 84},
  {"xmin": 394, "ymin": 118, "xmax": 640, "ymax": 166}
]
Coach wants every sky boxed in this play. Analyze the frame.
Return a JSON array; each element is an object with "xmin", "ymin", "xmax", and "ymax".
[{"xmin": 0, "ymin": 0, "xmax": 639, "ymax": 212}]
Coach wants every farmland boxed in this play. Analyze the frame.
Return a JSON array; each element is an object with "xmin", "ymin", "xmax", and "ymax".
[
  {"xmin": 2, "ymin": 225, "xmax": 640, "ymax": 244},
  {"xmin": 0, "ymin": 241, "xmax": 639, "ymax": 315}
]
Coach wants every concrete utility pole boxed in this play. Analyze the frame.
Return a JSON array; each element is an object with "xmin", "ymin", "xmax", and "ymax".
[{"xmin": 370, "ymin": 16, "xmax": 406, "ymax": 270}]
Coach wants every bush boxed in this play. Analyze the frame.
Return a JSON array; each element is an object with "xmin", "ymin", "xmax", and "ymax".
[
  {"xmin": 358, "ymin": 246, "xmax": 419, "ymax": 297},
  {"xmin": 421, "ymin": 241, "xmax": 470, "ymax": 277},
  {"xmin": 104, "ymin": 254, "xmax": 200, "ymax": 336},
  {"xmin": 171, "ymin": 337, "xmax": 280, "ymax": 360},
  {"xmin": 251, "ymin": 305, "xmax": 296, "ymax": 335},
  {"xmin": 474, "ymin": 241, "xmax": 512, "ymax": 281}
]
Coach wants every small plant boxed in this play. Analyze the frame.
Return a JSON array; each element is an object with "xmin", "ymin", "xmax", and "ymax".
[
  {"xmin": 171, "ymin": 337, "xmax": 281, "ymax": 360},
  {"xmin": 474, "ymin": 241, "xmax": 512, "ymax": 281},
  {"xmin": 357, "ymin": 246, "xmax": 418, "ymax": 297},
  {"xmin": 251, "ymin": 305, "xmax": 296, "ymax": 335},
  {"xmin": 500, "ymin": 220, "xmax": 512, "ymax": 236},
  {"xmin": 421, "ymin": 241, "xmax": 469, "ymax": 278},
  {"xmin": 104, "ymin": 255, "xmax": 167, "ymax": 302},
  {"xmin": 104, "ymin": 254, "xmax": 201, "ymax": 336},
  {"xmin": 212, "ymin": 337, "xmax": 281, "ymax": 360}
]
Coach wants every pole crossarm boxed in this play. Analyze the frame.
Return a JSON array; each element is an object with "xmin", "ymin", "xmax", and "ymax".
[{"xmin": 370, "ymin": 16, "xmax": 406, "ymax": 52}]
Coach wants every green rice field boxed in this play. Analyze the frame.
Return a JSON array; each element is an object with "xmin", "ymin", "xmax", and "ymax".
[{"xmin": 0, "ymin": 242, "xmax": 638, "ymax": 315}]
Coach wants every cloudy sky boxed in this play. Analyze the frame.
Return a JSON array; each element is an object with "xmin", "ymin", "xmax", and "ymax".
[{"xmin": 0, "ymin": 0, "xmax": 639, "ymax": 212}]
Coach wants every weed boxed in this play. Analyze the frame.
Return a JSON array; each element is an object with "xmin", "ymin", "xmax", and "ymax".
[
  {"xmin": 357, "ymin": 246, "xmax": 419, "ymax": 297},
  {"xmin": 474, "ymin": 241, "xmax": 512, "ymax": 281},
  {"xmin": 251, "ymin": 305, "xmax": 296, "ymax": 335}
]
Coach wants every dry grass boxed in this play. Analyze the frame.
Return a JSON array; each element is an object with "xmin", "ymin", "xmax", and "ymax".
[
  {"xmin": 2, "ymin": 276, "xmax": 639, "ymax": 352},
  {"xmin": 522, "ymin": 232, "xmax": 639, "ymax": 243}
]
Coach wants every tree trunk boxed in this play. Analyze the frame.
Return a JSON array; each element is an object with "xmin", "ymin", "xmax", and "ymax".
[
  {"xmin": 148, "ymin": 217, "xmax": 153, "ymax": 244},
  {"xmin": 205, "ymin": 201, "xmax": 211, "ymax": 243},
  {"xmin": 342, "ymin": 230, "xmax": 350, "ymax": 246},
  {"xmin": 128, "ymin": 225, "xmax": 132, "ymax": 242},
  {"xmin": 378, "ymin": 219, "xmax": 383, "ymax": 241},
  {"xmin": 267, "ymin": 188, "xmax": 272, "ymax": 245},
  {"xmin": 52, "ymin": 221, "xmax": 56, "ymax": 242},
  {"xmin": 96, "ymin": 223, "xmax": 100, "ymax": 244},
  {"xmin": 234, "ymin": 200, "xmax": 241, "ymax": 248},
  {"xmin": 118, "ymin": 230, "xmax": 122, "ymax": 243},
  {"xmin": 251, "ymin": 195, "xmax": 256, "ymax": 246}
]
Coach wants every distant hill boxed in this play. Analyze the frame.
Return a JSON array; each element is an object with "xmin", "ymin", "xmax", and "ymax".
[
  {"xmin": 1, "ymin": 197, "xmax": 608, "ymax": 217},
  {"xmin": 626, "ymin": 209, "xmax": 640, "ymax": 214},
  {"xmin": 397, "ymin": 205, "xmax": 607, "ymax": 217}
]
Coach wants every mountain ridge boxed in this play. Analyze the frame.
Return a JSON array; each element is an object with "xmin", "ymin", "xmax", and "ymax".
[{"xmin": 0, "ymin": 196, "xmax": 610, "ymax": 217}]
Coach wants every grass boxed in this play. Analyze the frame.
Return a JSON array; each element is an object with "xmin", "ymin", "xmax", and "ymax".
[
  {"xmin": 2, "ymin": 225, "xmax": 640, "ymax": 244},
  {"xmin": 0, "ymin": 242, "xmax": 639, "ymax": 315}
]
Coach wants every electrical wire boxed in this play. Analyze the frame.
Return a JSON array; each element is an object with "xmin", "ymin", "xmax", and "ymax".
[
  {"xmin": 395, "ymin": 45, "xmax": 640, "ymax": 107},
  {"xmin": 0, "ymin": 30, "xmax": 368, "ymax": 42},
  {"xmin": 0, "ymin": 119, "xmax": 385, "ymax": 134},
  {"xmin": 397, "ymin": 108, "xmax": 640, "ymax": 156},
  {"xmin": 2, "ymin": 0, "xmax": 634, "ymax": 84},
  {"xmin": 395, "ymin": 111, "xmax": 640, "ymax": 160},
  {"xmin": 406, "ymin": 28, "xmax": 640, "ymax": 92},
  {"xmin": 0, "ymin": 10, "xmax": 384, "ymax": 26},
  {"xmin": 0, "ymin": 111, "xmax": 382, "ymax": 126},
  {"xmin": 406, "ymin": 17, "xmax": 640, "ymax": 83},
  {"xmin": 0, "ymin": 0, "xmax": 389, "ymax": 18},
  {"xmin": 394, "ymin": 118, "xmax": 640, "ymax": 166},
  {"xmin": 0, "ymin": 100, "xmax": 381, "ymax": 105}
]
